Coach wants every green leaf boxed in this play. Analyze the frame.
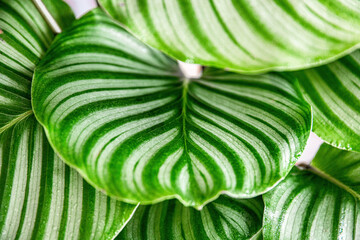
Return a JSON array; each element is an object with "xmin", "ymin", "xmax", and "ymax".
[
  {"xmin": 117, "ymin": 196, "xmax": 263, "ymax": 240},
  {"xmin": 291, "ymin": 50, "xmax": 360, "ymax": 152},
  {"xmin": 0, "ymin": 0, "xmax": 73, "ymax": 131},
  {"xmin": 263, "ymin": 144, "xmax": 360, "ymax": 240},
  {"xmin": 42, "ymin": 0, "xmax": 75, "ymax": 30},
  {"xmin": 32, "ymin": 9, "xmax": 311, "ymax": 208},
  {"xmin": 0, "ymin": 115, "xmax": 136, "ymax": 239},
  {"xmin": 98, "ymin": 0, "xmax": 360, "ymax": 73},
  {"xmin": 0, "ymin": 2, "xmax": 136, "ymax": 239}
]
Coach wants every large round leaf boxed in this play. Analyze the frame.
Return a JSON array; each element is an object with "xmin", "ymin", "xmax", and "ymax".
[
  {"xmin": 0, "ymin": 0, "xmax": 73, "ymax": 131},
  {"xmin": 263, "ymin": 144, "xmax": 360, "ymax": 240},
  {"xmin": 290, "ymin": 50, "xmax": 360, "ymax": 152},
  {"xmin": 99, "ymin": 0, "xmax": 360, "ymax": 73},
  {"xmin": 0, "ymin": 116, "xmax": 136, "ymax": 240},
  {"xmin": 117, "ymin": 196, "xmax": 263, "ymax": 240},
  {"xmin": 32, "ymin": 9, "xmax": 311, "ymax": 208}
]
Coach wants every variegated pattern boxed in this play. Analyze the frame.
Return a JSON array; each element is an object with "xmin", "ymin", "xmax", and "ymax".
[
  {"xmin": 32, "ymin": 10, "xmax": 311, "ymax": 208},
  {"xmin": 99, "ymin": 0, "xmax": 360, "ymax": 73},
  {"xmin": 0, "ymin": 0, "xmax": 48, "ymax": 130},
  {"xmin": 117, "ymin": 196, "xmax": 263, "ymax": 240},
  {"xmin": 263, "ymin": 144, "xmax": 360, "ymax": 240},
  {"xmin": 0, "ymin": 2, "xmax": 136, "ymax": 239},
  {"xmin": 0, "ymin": 116, "xmax": 136, "ymax": 240},
  {"xmin": 292, "ymin": 50, "xmax": 360, "ymax": 152},
  {"xmin": 0, "ymin": 0, "xmax": 74, "ymax": 131}
]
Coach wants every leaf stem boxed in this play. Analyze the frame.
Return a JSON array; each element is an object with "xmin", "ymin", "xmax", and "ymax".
[
  {"xmin": 31, "ymin": 0, "xmax": 62, "ymax": 34},
  {"xmin": 250, "ymin": 228, "xmax": 262, "ymax": 240},
  {"xmin": 298, "ymin": 163, "xmax": 360, "ymax": 200}
]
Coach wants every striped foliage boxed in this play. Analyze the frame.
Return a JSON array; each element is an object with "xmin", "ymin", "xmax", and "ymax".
[
  {"xmin": 0, "ymin": 2, "xmax": 137, "ymax": 239},
  {"xmin": 117, "ymin": 196, "xmax": 263, "ymax": 240},
  {"xmin": 263, "ymin": 144, "xmax": 360, "ymax": 240},
  {"xmin": 291, "ymin": 50, "xmax": 360, "ymax": 152},
  {"xmin": 32, "ymin": 9, "xmax": 311, "ymax": 208},
  {"xmin": 99, "ymin": 0, "xmax": 360, "ymax": 73},
  {"xmin": 0, "ymin": 0, "xmax": 73, "ymax": 131},
  {"xmin": 0, "ymin": 116, "xmax": 136, "ymax": 240}
]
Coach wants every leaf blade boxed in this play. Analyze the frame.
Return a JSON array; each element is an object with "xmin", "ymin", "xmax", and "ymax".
[
  {"xmin": 310, "ymin": 144, "xmax": 360, "ymax": 198},
  {"xmin": 42, "ymin": 0, "xmax": 75, "ymax": 31},
  {"xmin": 0, "ymin": 115, "xmax": 137, "ymax": 240},
  {"xmin": 263, "ymin": 144, "xmax": 360, "ymax": 240},
  {"xmin": 0, "ymin": 0, "xmax": 74, "ymax": 130},
  {"xmin": 293, "ymin": 50, "xmax": 360, "ymax": 152},
  {"xmin": 99, "ymin": 0, "xmax": 360, "ymax": 73},
  {"xmin": 0, "ymin": 2, "xmax": 136, "ymax": 239},
  {"xmin": 117, "ymin": 196, "xmax": 263, "ymax": 240},
  {"xmin": 32, "ymin": 9, "xmax": 311, "ymax": 208}
]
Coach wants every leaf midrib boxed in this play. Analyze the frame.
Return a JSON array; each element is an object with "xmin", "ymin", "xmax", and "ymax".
[
  {"xmin": 249, "ymin": 228, "xmax": 262, "ymax": 240},
  {"xmin": 182, "ymin": 78, "xmax": 190, "ymax": 154},
  {"xmin": 307, "ymin": 165, "xmax": 360, "ymax": 200},
  {"xmin": 0, "ymin": 109, "xmax": 33, "ymax": 134}
]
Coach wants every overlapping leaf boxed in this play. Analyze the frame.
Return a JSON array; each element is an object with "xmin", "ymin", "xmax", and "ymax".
[
  {"xmin": 289, "ymin": 50, "xmax": 360, "ymax": 152},
  {"xmin": 117, "ymin": 196, "xmax": 263, "ymax": 240},
  {"xmin": 0, "ymin": 0, "xmax": 74, "ymax": 131},
  {"xmin": 0, "ymin": 1, "xmax": 136, "ymax": 239},
  {"xmin": 99, "ymin": 0, "xmax": 360, "ymax": 73},
  {"xmin": 263, "ymin": 144, "xmax": 360, "ymax": 240},
  {"xmin": 32, "ymin": 9, "xmax": 311, "ymax": 208},
  {"xmin": 0, "ymin": 116, "xmax": 136, "ymax": 240}
]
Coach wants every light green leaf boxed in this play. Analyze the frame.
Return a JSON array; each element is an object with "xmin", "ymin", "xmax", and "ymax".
[
  {"xmin": 0, "ymin": 0, "xmax": 73, "ymax": 131},
  {"xmin": 263, "ymin": 144, "xmax": 360, "ymax": 240},
  {"xmin": 32, "ymin": 9, "xmax": 311, "ymax": 208},
  {"xmin": 0, "ymin": 2, "xmax": 136, "ymax": 239},
  {"xmin": 290, "ymin": 50, "xmax": 360, "ymax": 152},
  {"xmin": 0, "ymin": 115, "xmax": 136, "ymax": 240},
  {"xmin": 99, "ymin": 0, "xmax": 360, "ymax": 73},
  {"xmin": 117, "ymin": 196, "xmax": 263, "ymax": 240}
]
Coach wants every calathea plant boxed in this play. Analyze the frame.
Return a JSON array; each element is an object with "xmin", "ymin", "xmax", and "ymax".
[
  {"xmin": 0, "ymin": 0, "xmax": 359, "ymax": 239},
  {"xmin": 0, "ymin": 1, "xmax": 135, "ymax": 239}
]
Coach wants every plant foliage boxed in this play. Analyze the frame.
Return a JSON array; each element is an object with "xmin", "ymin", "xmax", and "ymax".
[
  {"xmin": 118, "ymin": 196, "xmax": 263, "ymax": 240},
  {"xmin": 0, "ymin": 1, "xmax": 135, "ymax": 239},
  {"xmin": 99, "ymin": 0, "xmax": 360, "ymax": 73},
  {"xmin": 1, "ymin": 0, "xmax": 360, "ymax": 239},
  {"xmin": 263, "ymin": 144, "xmax": 360, "ymax": 240},
  {"xmin": 292, "ymin": 51, "xmax": 360, "ymax": 152},
  {"xmin": 32, "ymin": 9, "xmax": 311, "ymax": 208}
]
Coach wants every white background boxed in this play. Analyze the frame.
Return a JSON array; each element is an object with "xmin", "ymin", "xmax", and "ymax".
[{"xmin": 64, "ymin": 0, "xmax": 324, "ymax": 164}]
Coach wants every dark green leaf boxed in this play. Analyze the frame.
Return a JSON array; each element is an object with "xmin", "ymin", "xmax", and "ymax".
[{"xmin": 42, "ymin": 0, "xmax": 75, "ymax": 30}]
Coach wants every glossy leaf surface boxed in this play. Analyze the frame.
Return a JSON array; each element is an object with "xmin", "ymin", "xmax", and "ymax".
[
  {"xmin": 32, "ymin": 10, "xmax": 311, "ymax": 208},
  {"xmin": 293, "ymin": 50, "xmax": 360, "ymax": 152},
  {"xmin": 118, "ymin": 196, "xmax": 263, "ymax": 240},
  {"xmin": 263, "ymin": 144, "xmax": 360, "ymax": 240},
  {"xmin": 99, "ymin": 0, "xmax": 360, "ymax": 73},
  {"xmin": 0, "ymin": 116, "xmax": 136, "ymax": 240}
]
